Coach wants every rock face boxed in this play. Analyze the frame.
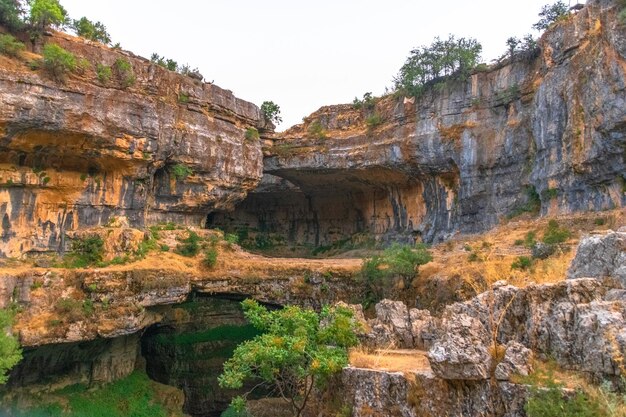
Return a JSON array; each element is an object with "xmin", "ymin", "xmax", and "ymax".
[
  {"xmin": 567, "ymin": 230, "xmax": 626, "ymax": 285},
  {"xmin": 211, "ymin": 0, "xmax": 625, "ymax": 246},
  {"xmin": 0, "ymin": 32, "xmax": 266, "ymax": 258}
]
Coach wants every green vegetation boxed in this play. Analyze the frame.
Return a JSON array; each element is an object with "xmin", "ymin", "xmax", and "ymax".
[
  {"xmin": 28, "ymin": 0, "xmax": 67, "ymax": 34},
  {"xmin": 352, "ymin": 92, "xmax": 376, "ymax": 110},
  {"xmin": 62, "ymin": 235, "xmax": 104, "ymax": 268},
  {"xmin": 159, "ymin": 244, "xmax": 170, "ymax": 252},
  {"xmin": 71, "ymin": 16, "xmax": 111, "ymax": 44},
  {"xmin": 511, "ymin": 256, "xmax": 533, "ymax": 270},
  {"xmin": 0, "ymin": 0, "xmax": 25, "ymax": 31},
  {"xmin": 4, "ymin": 371, "xmax": 185, "ymax": 417},
  {"xmin": 509, "ymin": 185, "xmax": 541, "ymax": 218},
  {"xmin": 307, "ymin": 120, "xmax": 326, "ymax": 139},
  {"xmin": 203, "ymin": 247, "xmax": 218, "ymax": 268},
  {"xmin": 114, "ymin": 57, "xmax": 135, "ymax": 88},
  {"xmin": 260, "ymin": 100, "xmax": 282, "ymax": 125},
  {"xmin": 518, "ymin": 361, "xmax": 625, "ymax": 417},
  {"xmin": 0, "ymin": 308, "xmax": 22, "ymax": 384},
  {"xmin": 0, "ymin": 33, "xmax": 25, "ymax": 57},
  {"xmin": 244, "ymin": 127, "xmax": 260, "ymax": 141},
  {"xmin": 533, "ymin": 1, "xmax": 569, "ymax": 31},
  {"xmin": 177, "ymin": 92, "xmax": 189, "ymax": 103},
  {"xmin": 361, "ymin": 243, "xmax": 432, "ymax": 304},
  {"xmin": 394, "ymin": 34, "xmax": 482, "ymax": 98},
  {"xmin": 365, "ymin": 113, "xmax": 384, "ymax": 129},
  {"xmin": 543, "ymin": 187, "xmax": 559, "ymax": 200},
  {"xmin": 219, "ymin": 300, "xmax": 359, "ymax": 417},
  {"xmin": 96, "ymin": 63, "xmax": 112, "ymax": 84},
  {"xmin": 542, "ymin": 220, "xmax": 571, "ymax": 245},
  {"xmin": 175, "ymin": 230, "xmax": 202, "ymax": 257},
  {"xmin": 494, "ymin": 84, "xmax": 521, "ymax": 105},
  {"xmin": 170, "ymin": 163, "xmax": 193, "ymax": 181},
  {"xmin": 42, "ymin": 43, "xmax": 76, "ymax": 81}
]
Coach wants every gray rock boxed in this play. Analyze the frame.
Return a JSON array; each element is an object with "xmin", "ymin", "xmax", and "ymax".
[
  {"xmin": 369, "ymin": 299, "xmax": 414, "ymax": 348},
  {"xmin": 531, "ymin": 242, "xmax": 557, "ymax": 260},
  {"xmin": 428, "ymin": 313, "xmax": 493, "ymax": 380},
  {"xmin": 567, "ymin": 231, "xmax": 626, "ymax": 286},
  {"xmin": 495, "ymin": 341, "xmax": 534, "ymax": 381}
]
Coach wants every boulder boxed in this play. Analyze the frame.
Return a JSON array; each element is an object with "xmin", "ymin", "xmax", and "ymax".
[
  {"xmin": 567, "ymin": 231, "xmax": 626, "ymax": 286},
  {"xmin": 495, "ymin": 341, "xmax": 534, "ymax": 380}
]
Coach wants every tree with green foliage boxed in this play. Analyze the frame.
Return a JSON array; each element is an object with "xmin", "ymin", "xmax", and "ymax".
[
  {"xmin": 219, "ymin": 300, "xmax": 359, "ymax": 417},
  {"xmin": 71, "ymin": 16, "xmax": 110, "ymax": 44},
  {"xmin": 0, "ymin": 0, "xmax": 25, "ymax": 31},
  {"xmin": 42, "ymin": 42, "xmax": 75, "ymax": 81},
  {"xmin": 394, "ymin": 34, "xmax": 482, "ymax": 98},
  {"xmin": 361, "ymin": 243, "xmax": 432, "ymax": 304},
  {"xmin": 533, "ymin": 1, "xmax": 569, "ymax": 31},
  {"xmin": 0, "ymin": 309, "xmax": 22, "ymax": 385},
  {"xmin": 260, "ymin": 101, "xmax": 282, "ymax": 125},
  {"xmin": 28, "ymin": 0, "xmax": 67, "ymax": 32}
]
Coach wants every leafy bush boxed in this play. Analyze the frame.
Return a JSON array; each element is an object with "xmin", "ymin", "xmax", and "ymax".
[
  {"xmin": 394, "ymin": 34, "xmax": 482, "ymax": 98},
  {"xmin": 72, "ymin": 17, "xmax": 111, "ymax": 44},
  {"xmin": 114, "ymin": 58, "xmax": 135, "ymax": 88},
  {"xmin": 542, "ymin": 220, "xmax": 571, "ymax": 245},
  {"xmin": 0, "ymin": 0, "xmax": 25, "ymax": 31},
  {"xmin": 159, "ymin": 244, "xmax": 169, "ymax": 252},
  {"xmin": 244, "ymin": 127, "xmax": 260, "ymax": 141},
  {"xmin": 260, "ymin": 101, "xmax": 282, "ymax": 124},
  {"xmin": 511, "ymin": 256, "xmax": 532, "ymax": 270},
  {"xmin": 203, "ymin": 247, "xmax": 218, "ymax": 268},
  {"xmin": 308, "ymin": 120, "xmax": 326, "ymax": 139},
  {"xmin": 0, "ymin": 308, "xmax": 22, "ymax": 384},
  {"xmin": 543, "ymin": 188, "xmax": 559, "ymax": 200},
  {"xmin": 96, "ymin": 63, "xmax": 112, "ymax": 84},
  {"xmin": 0, "ymin": 34, "xmax": 25, "ymax": 57},
  {"xmin": 219, "ymin": 300, "xmax": 359, "ymax": 417},
  {"xmin": 176, "ymin": 230, "xmax": 202, "ymax": 257},
  {"xmin": 170, "ymin": 163, "xmax": 192, "ymax": 181},
  {"xmin": 224, "ymin": 233, "xmax": 239, "ymax": 245},
  {"xmin": 178, "ymin": 92, "xmax": 189, "ymax": 103},
  {"xmin": 533, "ymin": 1, "xmax": 569, "ymax": 31},
  {"xmin": 365, "ymin": 113, "xmax": 383, "ymax": 128},
  {"xmin": 352, "ymin": 92, "xmax": 376, "ymax": 110},
  {"xmin": 63, "ymin": 235, "xmax": 104, "ymax": 268},
  {"xmin": 361, "ymin": 243, "xmax": 432, "ymax": 304},
  {"xmin": 42, "ymin": 43, "xmax": 76, "ymax": 81}
]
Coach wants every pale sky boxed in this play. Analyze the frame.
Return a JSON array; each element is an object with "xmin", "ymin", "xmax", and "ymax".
[{"xmin": 60, "ymin": 0, "xmax": 564, "ymax": 130}]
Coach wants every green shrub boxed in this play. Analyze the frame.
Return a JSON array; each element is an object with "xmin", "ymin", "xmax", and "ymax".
[
  {"xmin": 159, "ymin": 244, "xmax": 169, "ymax": 252},
  {"xmin": 42, "ymin": 43, "xmax": 76, "ymax": 81},
  {"xmin": 365, "ymin": 113, "xmax": 383, "ymax": 129},
  {"xmin": 72, "ymin": 17, "xmax": 111, "ymax": 44},
  {"xmin": 203, "ymin": 247, "xmax": 218, "ymax": 268},
  {"xmin": 178, "ymin": 92, "xmax": 189, "ymax": 103},
  {"xmin": 543, "ymin": 188, "xmax": 559, "ymax": 200},
  {"xmin": 176, "ymin": 230, "xmax": 202, "ymax": 257},
  {"xmin": 352, "ymin": 92, "xmax": 377, "ymax": 110},
  {"xmin": 532, "ymin": 1, "xmax": 569, "ymax": 31},
  {"xmin": 524, "ymin": 231, "xmax": 537, "ymax": 248},
  {"xmin": 308, "ymin": 120, "xmax": 326, "ymax": 139},
  {"xmin": 394, "ymin": 34, "xmax": 482, "ymax": 98},
  {"xmin": 134, "ymin": 237, "xmax": 157, "ymax": 259},
  {"xmin": 170, "ymin": 163, "xmax": 193, "ymax": 181},
  {"xmin": 224, "ymin": 233, "xmax": 239, "ymax": 245},
  {"xmin": 260, "ymin": 101, "xmax": 282, "ymax": 124},
  {"xmin": 96, "ymin": 64, "xmax": 112, "ymax": 84},
  {"xmin": 514, "ymin": 239, "xmax": 524, "ymax": 246},
  {"xmin": 511, "ymin": 256, "xmax": 532, "ymax": 270},
  {"xmin": 63, "ymin": 235, "xmax": 104, "ymax": 268},
  {"xmin": 361, "ymin": 243, "xmax": 432, "ymax": 304},
  {"xmin": 0, "ymin": 34, "xmax": 25, "ymax": 58},
  {"xmin": 542, "ymin": 220, "xmax": 571, "ymax": 245},
  {"xmin": 244, "ymin": 127, "xmax": 260, "ymax": 141},
  {"xmin": 0, "ymin": 0, "xmax": 25, "ymax": 32},
  {"xmin": 594, "ymin": 217, "xmax": 606, "ymax": 226},
  {"xmin": 0, "ymin": 308, "xmax": 22, "ymax": 384},
  {"xmin": 114, "ymin": 58, "xmax": 135, "ymax": 88}
]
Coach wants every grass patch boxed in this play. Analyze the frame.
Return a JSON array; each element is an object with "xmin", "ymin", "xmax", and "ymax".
[
  {"xmin": 203, "ymin": 247, "xmax": 218, "ymax": 268},
  {"xmin": 3, "ymin": 371, "xmax": 184, "ymax": 417},
  {"xmin": 0, "ymin": 34, "xmax": 25, "ymax": 57},
  {"xmin": 61, "ymin": 235, "xmax": 105, "ymax": 268},
  {"xmin": 542, "ymin": 220, "xmax": 571, "ymax": 245},
  {"xmin": 170, "ymin": 163, "xmax": 193, "ymax": 181},
  {"xmin": 175, "ymin": 230, "xmax": 203, "ymax": 257},
  {"xmin": 245, "ymin": 127, "xmax": 260, "ymax": 141}
]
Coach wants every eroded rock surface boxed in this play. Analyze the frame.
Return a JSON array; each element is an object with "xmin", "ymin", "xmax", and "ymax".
[{"xmin": 567, "ymin": 230, "xmax": 626, "ymax": 285}]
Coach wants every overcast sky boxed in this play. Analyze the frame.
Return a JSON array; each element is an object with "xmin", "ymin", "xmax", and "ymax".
[{"xmin": 60, "ymin": 0, "xmax": 566, "ymax": 130}]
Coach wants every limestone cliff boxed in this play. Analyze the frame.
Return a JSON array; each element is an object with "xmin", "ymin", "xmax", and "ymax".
[
  {"xmin": 212, "ymin": 0, "xmax": 626, "ymax": 246},
  {"xmin": 0, "ymin": 31, "xmax": 267, "ymax": 258}
]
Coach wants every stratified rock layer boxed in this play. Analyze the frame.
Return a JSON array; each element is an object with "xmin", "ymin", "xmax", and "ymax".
[
  {"xmin": 0, "ymin": 32, "xmax": 265, "ymax": 258},
  {"xmin": 212, "ymin": 0, "xmax": 625, "ymax": 246}
]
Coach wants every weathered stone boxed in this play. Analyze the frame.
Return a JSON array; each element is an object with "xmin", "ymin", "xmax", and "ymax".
[
  {"xmin": 368, "ymin": 299, "xmax": 414, "ymax": 348},
  {"xmin": 428, "ymin": 313, "xmax": 493, "ymax": 380},
  {"xmin": 567, "ymin": 231, "xmax": 626, "ymax": 286},
  {"xmin": 495, "ymin": 341, "xmax": 534, "ymax": 381},
  {"xmin": 531, "ymin": 242, "xmax": 557, "ymax": 260}
]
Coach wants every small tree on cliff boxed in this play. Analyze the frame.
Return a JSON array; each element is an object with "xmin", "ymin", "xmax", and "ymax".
[
  {"xmin": 219, "ymin": 300, "xmax": 359, "ymax": 417},
  {"xmin": 260, "ymin": 101, "xmax": 282, "ymax": 125},
  {"xmin": 0, "ymin": 309, "xmax": 22, "ymax": 384},
  {"xmin": 532, "ymin": 1, "xmax": 569, "ymax": 31},
  {"xmin": 0, "ymin": 0, "xmax": 26, "ymax": 31},
  {"xmin": 71, "ymin": 16, "xmax": 111, "ymax": 44}
]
